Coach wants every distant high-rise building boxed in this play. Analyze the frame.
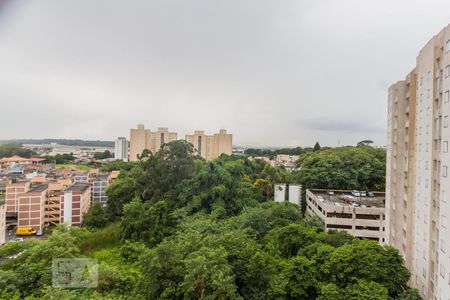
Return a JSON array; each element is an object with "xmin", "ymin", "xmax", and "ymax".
[
  {"xmin": 387, "ymin": 24, "xmax": 450, "ymax": 299},
  {"xmin": 129, "ymin": 124, "xmax": 177, "ymax": 161},
  {"xmin": 185, "ymin": 129, "xmax": 232, "ymax": 160},
  {"xmin": 114, "ymin": 137, "xmax": 129, "ymax": 162}
]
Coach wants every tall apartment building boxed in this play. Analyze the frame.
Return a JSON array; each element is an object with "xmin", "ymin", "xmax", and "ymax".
[
  {"xmin": 129, "ymin": 124, "xmax": 177, "ymax": 161},
  {"xmin": 387, "ymin": 24, "xmax": 450, "ymax": 300},
  {"xmin": 185, "ymin": 129, "xmax": 233, "ymax": 160},
  {"xmin": 115, "ymin": 137, "xmax": 129, "ymax": 161}
]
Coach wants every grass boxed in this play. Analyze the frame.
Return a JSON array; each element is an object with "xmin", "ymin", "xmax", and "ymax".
[
  {"xmin": 56, "ymin": 164, "xmax": 92, "ymax": 171},
  {"xmin": 78, "ymin": 222, "xmax": 121, "ymax": 254}
]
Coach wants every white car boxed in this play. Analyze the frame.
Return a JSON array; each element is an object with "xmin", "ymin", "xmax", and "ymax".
[
  {"xmin": 351, "ymin": 190, "xmax": 361, "ymax": 197},
  {"xmin": 360, "ymin": 191, "xmax": 367, "ymax": 197}
]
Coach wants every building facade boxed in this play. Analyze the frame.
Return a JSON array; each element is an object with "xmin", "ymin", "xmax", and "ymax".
[
  {"xmin": 114, "ymin": 137, "xmax": 129, "ymax": 161},
  {"xmin": 387, "ymin": 24, "xmax": 450, "ymax": 299},
  {"xmin": 306, "ymin": 189, "xmax": 386, "ymax": 243},
  {"xmin": 129, "ymin": 124, "xmax": 177, "ymax": 161},
  {"xmin": 17, "ymin": 185, "xmax": 47, "ymax": 231},
  {"xmin": 6, "ymin": 181, "xmax": 31, "ymax": 213},
  {"xmin": 61, "ymin": 183, "xmax": 91, "ymax": 226},
  {"xmin": 185, "ymin": 129, "xmax": 232, "ymax": 160},
  {"xmin": 92, "ymin": 174, "xmax": 109, "ymax": 207},
  {"xmin": 0, "ymin": 201, "xmax": 5, "ymax": 245}
]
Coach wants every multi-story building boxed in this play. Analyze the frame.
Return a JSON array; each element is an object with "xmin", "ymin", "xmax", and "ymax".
[
  {"xmin": 386, "ymin": 71, "xmax": 417, "ymax": 273},
  {"xmin": 387, "ymin": 24, "xmax": 450, "ymax": 299},
  {"xmin": 129, "ymin": 124, "xmax": 177, "ymax": 161},
  {"xmin": 185, "ymin": 129, "xmax": 233, "ymax": 160},
  {"xmin": 0, "ymin": 200, "xmax": 5, "ymax": 245},
  {"xmin": 61, "ymin": 183, "xmax": 91, "ymax": 226},
  {"xmin": 5, "ymin": 181, "xmax": 31, "ymax": 213},
  {"xmin": 306, "ymin": 189, "xmax": 386, "ymax": 243},
  {"xmin": 17, "ymin": 184, "xmax": 47, "ymax": 231},
  {"xmin": 92, "ymin": 174, "xmax": 110, "ymax": 207},
  {"xmin": 114, "ymin": 137, "xmax": 129, "ymax": 161}
]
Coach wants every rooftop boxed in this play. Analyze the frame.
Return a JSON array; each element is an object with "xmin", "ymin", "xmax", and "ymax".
[
  {"xmin": 66, "ymin": 182, "xmax": 90, "ymax": 193},
  {"xmin": 24, "ymin": 184, "xmax": 49, "ymax": 194},
  {"xmin": 308, "ymin": 189, "xmax": 385, "ymax": 208}
]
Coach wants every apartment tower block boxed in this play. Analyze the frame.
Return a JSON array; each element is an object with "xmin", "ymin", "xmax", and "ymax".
[
  {"xmin": 387, "ymin": 24, "xmax": 450, "ymax": 299},
  {"xmin": 129, "ymin": 125, "xmax": 177, "ymax": 161},
  {"xmin": 185, "ymin": 129, "xmax": 233, "ymax": 160}
]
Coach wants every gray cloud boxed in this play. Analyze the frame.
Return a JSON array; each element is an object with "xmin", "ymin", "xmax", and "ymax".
[{"xmin": 1, "ymin": 0, "xmax": 450, "ymax": 147}]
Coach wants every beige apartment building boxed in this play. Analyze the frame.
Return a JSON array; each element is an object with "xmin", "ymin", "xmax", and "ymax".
[
  {"xmin": 387, "ymin": 24, "xmax": 450, "ymax": 300},
  {"xmin": 185, "ymin": 129, "xmax": 233, "ymax": 160},
  {"xmin": 306, "ymin": 189, "xmax": 386, "ymax": 243},
  {"xmin": 129, "ymin": 124, "xmax": 177, "ymax": 161}
]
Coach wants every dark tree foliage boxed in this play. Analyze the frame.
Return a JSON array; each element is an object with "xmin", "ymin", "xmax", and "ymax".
[
  {"xmin": 296, "ymin": 146, "xmax": 386, "ymax": 191},
  {"xmin": 0, "ymin": 143, "xmax": 35, "ymax": 158}
]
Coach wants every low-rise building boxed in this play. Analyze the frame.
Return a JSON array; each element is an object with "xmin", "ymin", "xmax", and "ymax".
[
  {"xmin": 17, "ymin": 184, "xmax": 47, "ymax": 231},
  {"xmin": 306, "ymin": 189, "xmax": 386, "ymax": 243},
  {"xmin": 61, "ymin": 183, "xmax": 91, "ymax": 226},
  {"xmin": 6, "ymin": 181, "xmax": 31, "ymax": 213},
  {"xmin": 0, "ymin": 200, "xmax": 5, "ymax": 245},
  {"xmin": 92, "ymin": 174, "xmax": 110, "ymax": 206}
]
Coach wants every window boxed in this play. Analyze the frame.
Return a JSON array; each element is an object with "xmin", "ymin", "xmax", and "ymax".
[
  {"xmin": 446, "ymin": 65, "xmax": 450, "ymax": 78},
  {"xmin": 445, "ymin": 91, "xmax": 450, "ymax": 103},
  {"xmin": 427, "ymin": 89, "xmax": 431, "ymax": 99},
  {"xmin": 442, "ymin": 215, "xmax": 448, "ymax": 228},
  {"xmin": 445, "ymin": 116, "xmax": 449, "ymax": 128},
  {"xmin": 441, "ymin": 264, "xmax": 446, "ymax": 278},
  {"xmin": 443, "ymin": 190, "xmax": 448, "ymax": 203},
  {"xmin": 441, "ymin": 239, "xmax": 446, "ymax": 253},
  {"xmin": 443, "ymin": 165, "xmax": 448, "ymax": 178},
  {"xmin": 447, "ymin": 39, "xmax": 450, "ymax": 52},
  {"xmin": 428, "ymin": 71, "xmax": 432, "ymax": 81},
  {"xmin": 444, "ymin": 141, "xmax": 449, "ymax": 153}
]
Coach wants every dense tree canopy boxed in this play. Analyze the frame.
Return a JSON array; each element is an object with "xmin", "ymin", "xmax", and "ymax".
[
  {"xmin": 0, "ymin": 141, "xmax": 418, "ymax": 299},
  {"xmin": 0, "ymin": 143, "xmax": 35, "ymax": 158},
  {"xmin": 296, "ymin": 146, "xmax": 386, "ymax": 191}
]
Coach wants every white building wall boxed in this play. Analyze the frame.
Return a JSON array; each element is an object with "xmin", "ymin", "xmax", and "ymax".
[
  {"xmin": 288, "ymin": 185, "xmax": 301, "ymax": 205},
  {"xmin": 274, "ymin": 184, "xmax": 286, "ymax": 202}
]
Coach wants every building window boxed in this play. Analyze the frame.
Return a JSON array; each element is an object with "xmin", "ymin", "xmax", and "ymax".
[
  {"xmin": 443, "ymin": 165, "xmax": 448, "ymax": 178},
  {"xmin": 445, "ymin": 116, "xmax": 449, "ymax": 128},
  {"xmin": 444, "ymin": 141, "xmax": 449, "ymax": 153},
  {"xmin": 443, "ymin": 191, "xmax": 448, "ymax": 203},
  {"xmin": 442, "ymin": 215, "xmax": 448, "ymax": 228},
  {"xmin": 428, "ymin": 71, "xmax": 432, "ymax": 81},
  {"xmin": 427, "ymin": 89, "xmax": 431, "ymax": 99},
  {"xmin": 441, "ymin": 239, "xmax": 446, "ymax": 253},
  {"xmin": 446, "ymin": 65, "xmax": 450, "ymax": 78},
  {"xmin": 445, "ymin": 91, "xmax": 450, "ymax": 103},
  {"xmin": 441, "ymin": 264, "xmax": 446, "ymax": 278}
]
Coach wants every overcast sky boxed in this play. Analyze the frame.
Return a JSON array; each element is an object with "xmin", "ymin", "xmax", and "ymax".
[{"xmin": 1, "ymin": 0, "xmax": 450, "ymax": 147}]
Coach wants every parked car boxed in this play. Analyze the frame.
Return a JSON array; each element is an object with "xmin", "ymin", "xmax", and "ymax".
[
  {"xmin": 16, "ymin": 227, "xmax": 36, "ymax": 236},
  {"xmin": 327, "ymin": 191, "xmax": 335, "ymax": 195},
  {"xmin": 14, "ymin": 238, "xmax": 24, "ymax": 242},
  {"xmin": 360, "ymin": 191, "xmax": 367, "ymax": 197},
  {"xmin": 36, "ymin": 229, "xmax": 44, "ymax": 236},
  {"xmin": 351, "ymin": 190, "xmax": 361, "ymax": 197},
  {"xmin": 367, "ymin": 191, "xmax": 375, "ymax": 198}
]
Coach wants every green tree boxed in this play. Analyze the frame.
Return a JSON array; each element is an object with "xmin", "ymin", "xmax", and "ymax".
[
  {"xmin": 84, "ymin": 203, "xmax": 110, "ymax": 228},
  {"xmin": 314, "ymin": 142, "xmax": 321, "ymax": 151},
  {"xmin": 181, "ymin": 246, "xmax": 240, "ymax": 299},
  {"xmin": 357, "ymin": 140, "xmax": 374, "ymax": 147},
  {"xmin": 269, "ymin": 256, "xmax": 318, "ymax": 299},
  {"xmin": 121, "ymin": 198, "xmax": 174, "ymax": 246},
  {"xmin": 296, "ymin": 146, "xmax": 386, "ymax": 190}
]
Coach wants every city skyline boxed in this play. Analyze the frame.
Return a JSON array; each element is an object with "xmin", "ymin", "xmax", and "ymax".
[{"xmin": 2, "ymin": 1, "xmax": 450, "ymax": 147}]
